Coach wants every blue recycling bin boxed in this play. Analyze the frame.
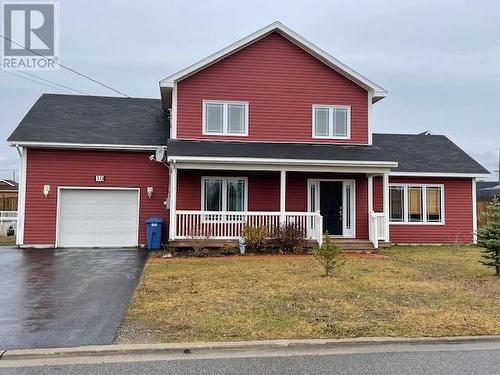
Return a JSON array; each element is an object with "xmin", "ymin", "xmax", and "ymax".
[{"xmin": 145, "ymin": 217, "xmax": 164, "ymax": 251}]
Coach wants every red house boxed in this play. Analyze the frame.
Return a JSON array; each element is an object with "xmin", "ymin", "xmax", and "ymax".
[{"xmin": 8, "ymin": 22, "xmax": 489, "ymax": 250}]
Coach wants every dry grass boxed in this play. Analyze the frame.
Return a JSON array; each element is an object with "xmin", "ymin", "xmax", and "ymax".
[
  {"xmin": 117, "ymin": 246, "xmax": 500, "ymax": 344},
  {"xmin": 0, "ymin": 236, "xmax": 16, "ymax": 246}
]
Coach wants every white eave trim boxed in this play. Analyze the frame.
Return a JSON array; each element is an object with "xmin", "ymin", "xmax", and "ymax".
[
  {"xmin": 390, "ymin": 171, "xmax": 490, "ymax": 178},
  {"xmin": 8, "ymin": 141, "xmax": 162, "ymax": 151},
  {"xmin": 168, "ymin": 155, "xmax": 398, "ymax": 168},
  {"xmin": 159, "ymin": 21, "xmax": 387, "ymax": 101}
]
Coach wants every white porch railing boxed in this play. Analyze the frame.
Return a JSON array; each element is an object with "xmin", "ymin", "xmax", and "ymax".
[
  {"xmin": 174, "ymin": 211, "xmax": 323, "ymax": 245},
  {"xmin": 0, "ymin": 211, "xmax": 17, "ymax": 222},
  {"xmin": 369, "ymin": 211, "xmax": 386, "ymax": 248}
]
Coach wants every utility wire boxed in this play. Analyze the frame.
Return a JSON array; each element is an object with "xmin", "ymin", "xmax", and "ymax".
[
  {"xmin": 0, "ymin": 62, "xmax": 87, "ymax": 95},
  {"xmin": 0, "ymin": 33, "xmax": 131, "ymax": 98},
  {"xmin": 1, "ymin": 69, "xmax": 74, "ymax": 94}
]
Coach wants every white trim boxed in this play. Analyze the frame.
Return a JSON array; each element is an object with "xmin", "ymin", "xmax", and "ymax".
[
  {"xmin": 201, "ymin": 176, "xmax": 248, "ymax": 212},
  {"xmin": 169, "ymin": 155, "xmax": 398, "ymax": 168},
  {"xmin": 312, "ymin": 105, "xmax": 351, "ymax": 140},
  {"xmin": 9, "ymin": 141, "xmax": 160, "ymax": 151},
  {"xmin": 367, "ymin": 175, "xmax": 373, "ymax": 242},
  {"xmin": 159, "ymin": 22, "xmax": 387, "ymax": 100},
  {"xmin": 472, "ymin": 178, "xmax": 477, "ymax": 244},
  {"xmin": 388, "ymin": 183, "xmax": 445, "ymax": 225},
  {"xmin": 280, "ymin": 170, "xmax": 286, "ymax": 217},
  {"xmin": 55, "ymin": 186, "xmax": 140, "ymax": 248},
  {"xmin": 169, "ymin": 165, "xmax": 177, "ymax": 241},
  {"xmin": 367, "ymin": 91, "xmax": 373, "ymax": 145},
  {"xmin": 171, "ymin": 82, "xmax": 178, "ymax": 139},
  {"xmin": 307, "ymin": 179, "xmax": 356, "ymax": 238},
  {"xmin": 390, "ymin": 171, "xmax": 489, "ymax": 178},
  {"xmin": 202, "ymin": 100, "xmax": 249, "ymax": 137},
  {"xmin": 16, "ymin": 147, "xmax": 27, "ymax": 245},
  {"xmin": 383, "ymin": 173, "xmax": 390, "ymax": 242}
]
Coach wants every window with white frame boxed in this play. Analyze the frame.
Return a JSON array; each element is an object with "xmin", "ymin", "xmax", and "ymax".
[
  {"xmin": 312, "ymin": 105, "xmax": 350, "ymax": 139},
  {"xmin": 202, "ymin": 177, "xmax": 247, "ymax": 212},
  {"xmin": 203, "ymin": 101, "xmax": 248, "ymax": 136},
  {"xmin": 389, "ymin": 185, "xmax": 444, "ymax": 224}
]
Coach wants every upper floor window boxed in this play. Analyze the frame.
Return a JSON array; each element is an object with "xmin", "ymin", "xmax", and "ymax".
[
  {"xmin": 203, "ymin": 101, "xmax": 248, "ymax": 136},
  {"xmin": 312, "ymin": 105, "xmax": 350, "ymax": 139},
  {"xmin": 389, "ymin": 184, "xmax": 444, "ymax": 224}
]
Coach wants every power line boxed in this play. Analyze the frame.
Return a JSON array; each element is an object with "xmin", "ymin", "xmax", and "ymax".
[
  {"xmin": 0, "ymin": 33, "xmax": 131, "ymax": 98},
  {"xmin": 0, "ymin": 69, "xmax": 74, "ymax": 94},
  {"xmin": 0, "ymin": 62, "xmax": 87, "ymax": 95}
]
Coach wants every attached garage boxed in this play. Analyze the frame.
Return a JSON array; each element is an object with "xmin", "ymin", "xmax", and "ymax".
[{"xmin": 57, "ymin": 188, "xmax": 140, "ymax": 248}]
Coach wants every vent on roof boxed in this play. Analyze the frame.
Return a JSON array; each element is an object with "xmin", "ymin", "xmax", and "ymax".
[{"xmin": 419, "ymin": 131, "xmax": 431, "ymax": 135}]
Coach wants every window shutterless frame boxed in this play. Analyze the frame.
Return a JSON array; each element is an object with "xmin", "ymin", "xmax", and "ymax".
[
  {"xmin": 388, "ymin": 184, "xmax": 445, "ymax": 225},
  {"xmin": 312, "ymin": 104, "xmax": 351, "ymax": 140},
  {"xmin": 202, "ymin": 100, "xmax": 249, "ymax": 136},
  {"xmin": 201, "ymin": 176, "xmax": 249, "ymax": 212}
]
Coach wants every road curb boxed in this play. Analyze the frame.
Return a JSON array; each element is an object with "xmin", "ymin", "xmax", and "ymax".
[{"xmin": 1, "ymin": 335, "xmax": 499, "ymax": 361}]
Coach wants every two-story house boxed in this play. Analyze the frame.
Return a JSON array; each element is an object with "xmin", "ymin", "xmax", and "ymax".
[{"xmin": 8, "ymin": 22, "xmax": 489, "ymax": 249}]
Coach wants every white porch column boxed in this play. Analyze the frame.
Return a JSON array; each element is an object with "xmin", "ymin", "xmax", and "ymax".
[
  {"xmin": 168, "ymin": 164, "xmax": 177, "ymax": 241},
  {"xmin": 367, "ymin": 175, "xmax": 373, "ymax": 242},
  {"xmin": 383, "ymin": 172, "xmax": 390, "ymax": 243},
  {"xmin": 472, "ymin": 178, "xmax": 477, "ymax": 244},
  {"xmin": 280, "ymin": 169, "xmax": 286, "ymax": 223}
]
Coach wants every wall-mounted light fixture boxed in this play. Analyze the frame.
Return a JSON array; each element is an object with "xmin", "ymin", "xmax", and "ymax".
[
  {"xmin": 146, "ymin": 186, "xmax": 154, "ymax": 199},
  {"xmin": 43, "ymin": 185, "xmax": 50, "ymax": 198}
]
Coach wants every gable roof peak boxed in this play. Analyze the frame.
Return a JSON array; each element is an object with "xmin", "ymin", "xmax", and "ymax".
[{"xmin": 160, "ymin": 21, "xmax": 387, "ymax": 102}]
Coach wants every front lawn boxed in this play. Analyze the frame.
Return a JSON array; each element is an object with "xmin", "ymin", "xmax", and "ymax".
[{"xmin": 116, "ymin": 246, "xmax": 500, "ymax": 344}]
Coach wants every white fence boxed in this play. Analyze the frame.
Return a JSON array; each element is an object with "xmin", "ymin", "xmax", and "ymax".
[
  {"xmin": 174, "ymin": 211, "xmax": 323, "ymax": 245},
  {"xmin": 369, "ymin": 211, "xmax": 386, "ymax": 248}
]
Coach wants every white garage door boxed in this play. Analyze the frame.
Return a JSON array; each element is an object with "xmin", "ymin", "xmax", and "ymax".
[{"xmin": 57, "ymin": 189, "xmax": 139, "ymax": 248}]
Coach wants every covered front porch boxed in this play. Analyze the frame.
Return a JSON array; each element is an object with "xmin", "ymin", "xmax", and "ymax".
[{"xmin": 167, "ymin": 155, "xmax": 396, "ymax": 250}]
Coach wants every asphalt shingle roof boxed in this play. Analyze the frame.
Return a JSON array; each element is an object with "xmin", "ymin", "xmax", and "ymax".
[
  {"xmin": 7, "ymin": 94, "xmax": 169, "ymax": 146},
  {"xmin": 167, "ymin": 134, "xmax": 489, "ymax": 175},
  {"xmin": 8, "ymin": 94, "xmax": 488, "ymax": 175}
]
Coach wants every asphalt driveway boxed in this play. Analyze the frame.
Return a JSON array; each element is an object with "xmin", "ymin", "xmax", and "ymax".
[{"xmin": 0, "ymin": 247, "xmax": 148, "ymax": 349}]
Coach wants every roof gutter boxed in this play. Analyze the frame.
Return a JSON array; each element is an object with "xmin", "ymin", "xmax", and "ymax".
[
  {"xmin": 9, "ymin": 141, "xmax": 163, "ymax": 151},
  {"xmin": 168, "ymin": 155, "xmax": 399, "ymax": 168},
  {"xmin": 389, "ymin": 171, "xmax": 491, "ymax": 178}
]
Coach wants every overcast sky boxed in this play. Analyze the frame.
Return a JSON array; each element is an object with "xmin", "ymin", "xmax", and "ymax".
[{"xmin": 1, "ymin": 0, "xmax": 499, "ymax": 181}]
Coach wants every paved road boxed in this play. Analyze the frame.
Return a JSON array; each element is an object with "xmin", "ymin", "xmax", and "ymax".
[
  {"xmin": 1, "ymin": 341, "xmax": 500, "ymax": 374},
  {"xmin": 0, "ymin": 247, "xmax": 147, "ymax": 349}
]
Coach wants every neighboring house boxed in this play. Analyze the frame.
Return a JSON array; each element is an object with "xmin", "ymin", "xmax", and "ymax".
[
  {"xmin": 477, "ymin": 181, "xmax": 500, "ymax": 201},
  {"xmin": 0, "ymin": 179, "xmax": 18, "ymax": 200},
  {"xmin": 0, "ymin": 179, "xmax": 18, "ymax": 234},
  {"xmin": 7, "ymin": 22, "xmax": 489, "ymax": 249}
]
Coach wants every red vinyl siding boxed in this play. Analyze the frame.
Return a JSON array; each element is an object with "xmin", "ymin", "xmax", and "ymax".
[
  {"xmin": 23, "ymin": 148, "xmax": 168, "ymax": 246},
  {"xmin": 372, "ymin": 177, "xmax": 473, "ymax": 244},
  {"xmin": 177, "ymin": 171, "xmax": 368, "ymax": 240},
  {"xmin": 177, "ymin": 170, "xmax": 280, "ymax": 211},
  {"xmin": 177, "ymin": 32, "xmax": 369, "ymax": 144}
]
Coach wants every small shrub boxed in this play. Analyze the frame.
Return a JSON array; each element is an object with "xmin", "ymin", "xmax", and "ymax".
[
  {"xmin": 271, "ymin": 222, "xmax": 305, "ymax": 253},
  {"xmin": 477, "ymin": 197, "xmax": 500, "ymax": 276},
  {"xmin": 241, "ymin": 224, "xmax": 268, "ymax": 252},
  {"xmin": 187, "ymin": 224, "xmax": 211, "ymax": 257},
  {"xmin": 312, "ymin": 233, "xmax": 344, "ymax": 277},
  {"xmin": 219, "ymin": 243, "xmax": 238, "ymax": 255}
]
